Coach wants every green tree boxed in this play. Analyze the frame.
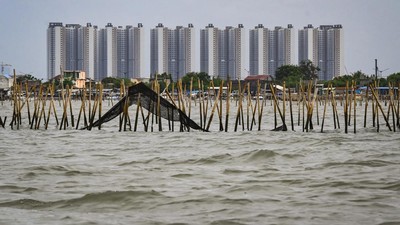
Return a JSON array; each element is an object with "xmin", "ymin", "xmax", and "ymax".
[
  {"xmin": 101, "ymin": 77, "xmax": 125, "ymax": 89},
  {"xmin": 16, "ymin": 74, "xmax": 42, "ymax": 83},
  {"xmin": 275, "ymin": 65, "xmax": 302, "ymax": 87},
  {"xmin": 299, "ymin": 60, "xmax": 320, "ymax": 80},
  {"xmin": 181, "ymin": 72, "xmax": 211, "ymax": 89},
  {"xmin": 387, "ymin": 72, "xmax": 400, "ymax": 85}
]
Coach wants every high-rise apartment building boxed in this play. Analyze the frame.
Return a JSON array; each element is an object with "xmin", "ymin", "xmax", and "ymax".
[
  {"xmin": 298, "ymin": 24, "xmax": 318, "ymax": 64},
  {"xmin": 65, "ymin": 24, "xmax": 81, "ymax": 71},
  {"xmin": 47, "ymin": 22, "xmax": 144, "ymax": 81},
  {"xmin": 200, "ymin": 24, "xmax": 247, "ymax": 80},
  {"xmin": 150, "ymin": 23, "xmax": 169, "ymax": 77},
  {"xmin": 200, "ymin": 24, "xmax": 219, "ymax": 79},
  {"xmin": 249, "ymin": 24, "xmax": 269, "ymax": 75},
  {"xmin": 128, "ymin": 23, "xmax": 145, "ymax": 79},
  {"xmin": 249, "ymin": 24, "xmax": 295, "ymax": 77},
  {"xmin": 77, "ymin": 23, "xmax": 98, "ymax": 80},
  {"xmin": 98, "ymin": 23, "xmax": 117, "ymax": 80},
  {"xmin": 150, "ymin": 23, "xmax": 195, "ymax": 81},
  {"xmin": 175, "ymin": 24, "xmax": 195, "ymax": 81},
  {"xmin": 299, "ymin": 24, "xmax": 343, "ymax": 80},
  {"xmin": 47, "ymin": 22, "xmax": 65, "ymax": 80}
]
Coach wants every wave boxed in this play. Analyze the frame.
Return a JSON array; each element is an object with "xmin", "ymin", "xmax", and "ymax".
[
  {"xmin": 0, "ymin": 185, "xmax": 38, "ymax": 193},
  {"xmin": 239, "ymin": 149, "xmax": 278, "ymax": 162},
  {"xmin": 118, "ymin": 157, "xmax": 168, "ymax": 166},
  {"xmin": 323, "ymin": 159, "xmax": 398, "ymax": 168},
  {"xmin": 0, "ymin": 190, "xmax": 166, "ymax": 211}
]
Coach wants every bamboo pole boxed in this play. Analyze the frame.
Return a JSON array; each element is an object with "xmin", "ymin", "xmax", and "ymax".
[
  {"xmin": 348, "ymin": 81, "xmax": 353, "ymax": 126},
  {"xmin": 69, "ymin": 86, "xmax": 75, "ymax": 128},
  {"xmin": 234, "ymin": 79, "xmax": 242, "ymax": 131},
  {"xmin": 353, "ymin": 80, "xmax": 357, "ymax": 133},
  {"xmin": 25, "ymin": 82, "xmax": 31, "ymax": 125},
  {"xmin": 247, "ymin": 82, "xmax": 251, "ymax": 130},
  {"xmin": 30, "ymin": 86, "xmax": 39, "ymax": 129},
  {"xmin": 37, "ymin": 85, "xmax": 50, "ymax": 129},
  {"xmin": 288, "ymin": 85, "xmax": 294, "ymax": 131},
  {"xmin": 270, "ymin": 83, "xmax": 287, "ymax": 131},
  {"xmin": 189, "ymin": 77, "xmax": 193, "ymax": 118},
  {"xmin": 369, "ymin": 84, "xmax": 392, "ymax": 131},
  {"xmin": 250, "ymin": 81, "xmax": 259, "ymax": 130},
  {"xmin": 224, "ymin": 81, "xmax": 231, "ymax": 132},
  {"xmin": 206, "ymin": 81, "xmax": 221, "ymax": 131},
  {"xmin": 321, "ymin": 83, "xmax": 330, "ymax": 133},
  {"xmin": 389, "ymin": 83, "xmax": 396, "ymax": 132},
  {"xmin": 364, "ymin": 85, "xmax": 369, "ymax": 128},
  {"xmin": 397, "ymin": 83, "xmax": 400, "ymax": 128},
  {"xmin": 157, "ymin": 80, "xmax": 162, "ymax": 131},
  {"xmin": 258, "ymin": 82, "xmax": 268, "ymax": 131},
  {"xmin": 98, "ymin": 83, "xmax": 103, "ymax": 130},
  {"xmin": 344, "ymin": 81, "xmax": 349, "ymax": 133}
]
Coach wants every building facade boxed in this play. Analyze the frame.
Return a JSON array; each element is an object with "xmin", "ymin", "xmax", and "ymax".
[
  {"xmin": 200, "ymin": 24, "xmax": 247, "ymax": 80},
  {"xmin": 47, "ymin": 22, "xmax": 144, "ymax": 81},
  {"xmin": 299, "ymin": 24, "xmax": 343, "ymax": 80},
  {"xmin": 47, "ymin": 22, "xmax": 65, "ymax": 80},
  {"xmin": 249, "ymin": 24, "xmax": 269, "ymax": 75},
  {"xmin": 77, "ymin": 23, "xmax": 98, "ymax": 80},
  {"xmin": 249, "ymin": 24, "xmax": 295, "ymax": 77},
  {"xmin": 150, "ymin": 23, "xmax": 195, "ymax": 81}
]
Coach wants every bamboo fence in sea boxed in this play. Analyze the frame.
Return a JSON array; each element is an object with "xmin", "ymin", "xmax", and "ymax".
[{"xmin": 1, "ymin": 71, "xmax": 399, "ymax": 133}]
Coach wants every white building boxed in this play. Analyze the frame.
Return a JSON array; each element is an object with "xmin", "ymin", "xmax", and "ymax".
[
  {"xmin": 47, "ymin": 22, "xmax": 65, "ymax": 80},
  {"xmin": 227, "ymin": 24, "xmax": 246, "ymax": 80},
  {"xmin": 98, "ymin": 23, "xmax": 117, "ymax": 80},
  {"xmin": 299, "ymin": 24, "xmax": 344, "ymax": 80},
  {"xmin": 48, "ymin": 22, "xmax": 144, "ymax": 81},
  {"xmin": 175, "ymin": 24, "xmax": 195, "ymax": 81},
  {"xmin": 150, "ymin": 24, "xmax": 195, "ymax": 81},
  {"xmin": 273, "ymin": 24, "xmax": 295, "ymax": 76},
  {"xmin": 78, "ymin": 23, "xmax": 98, "ymax": 80},
  {"xmin": 298, "ymin": 24, "xmax": 318, "ymax": 65},
  {"xmin": 249, "ymin": 24, "xmax": 269, "ymax": 75},
  {"xmin": 150, "ymin": 23, "xmax": 169, "ymax": 76},
  {"xmin": 249, "ymin": 24, "xmax": 295, "ymax": 78},
  {"xmin": 128, "ymin": 23, "xmax": 145, "ymax": 79},
  {"xmin": 201, "ymin": 24, "xmax": 247, "ymax": 80},
  {"xmin": 200, "ymin": 24, "xmax": 219, "ymax": 79}
]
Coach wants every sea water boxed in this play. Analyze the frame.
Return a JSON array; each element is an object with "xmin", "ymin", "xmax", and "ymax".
[{"xmin": 0, "ymin": 99, "xmax": 399, "ymax": 225}]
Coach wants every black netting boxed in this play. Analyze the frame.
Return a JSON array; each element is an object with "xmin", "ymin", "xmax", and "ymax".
[{"xmin": 85, "ymin": 82, "xmax": 205, "ymax": 131}]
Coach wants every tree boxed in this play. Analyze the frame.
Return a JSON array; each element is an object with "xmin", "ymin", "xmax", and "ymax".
[
  {"xmin": 299, "ymin": 60, "xmax": 320, "ymax": 80},
  {"xmin": 181, "ymin": 72, "xmax": 211, "ymax": 89},
  {"xmin": 275, "ymin": 65, "xmax": 302, "ymax": 87},
  {"xmin": 327, "ymin": 75, "xmax": 353, "ymax": 87},
  {"xmin": 16, "ymin": 74, "xmax": 42, "ymax": 83},
  {"xmin": 387, "ymin": 72, "xmax": 400, "ymax": 85}
]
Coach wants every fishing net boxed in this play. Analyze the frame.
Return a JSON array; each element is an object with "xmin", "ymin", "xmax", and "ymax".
[{"xmin": 85, "ymin": 82, "xmax": 205, "ymax": 131}]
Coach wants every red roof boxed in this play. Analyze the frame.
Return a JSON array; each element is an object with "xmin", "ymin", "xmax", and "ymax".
[{"xmin": 244, "ymin": 75, "xmax": 273, "ymax": 81}]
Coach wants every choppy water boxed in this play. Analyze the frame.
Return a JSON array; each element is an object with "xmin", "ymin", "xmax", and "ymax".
[{"xmin": 1, "ymin": 100, "xmax": 400, "ymax": 224}]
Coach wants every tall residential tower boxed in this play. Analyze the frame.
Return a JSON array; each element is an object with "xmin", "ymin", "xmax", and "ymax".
[
  {"xmin": 150, "ymin": 24, "xmax": 195, "ymax": 80},
  {"xmin": 249, "ymin": 24, "xmax": 295, "ymax": 77},
  {"xmin": 200, "ymin": 24, "xmax": 247, "ymax": 80},
  {"xmin": 47, "ymin": 22, "xmax": 65, "ymax": 80},
  {"xmin": 299, "ymin": 24, "xmax": 344, "ymax": 80}
]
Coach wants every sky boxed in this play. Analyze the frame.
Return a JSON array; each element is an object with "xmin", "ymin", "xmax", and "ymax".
[{"xmin": 0, "ymin": 0, "xmax": 399, "ymax": 80}]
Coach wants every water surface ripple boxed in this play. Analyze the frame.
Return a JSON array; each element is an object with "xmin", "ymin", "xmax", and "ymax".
[{"xmin": 1, "ymin": 128, "xmax": 400, "ymax": 225}]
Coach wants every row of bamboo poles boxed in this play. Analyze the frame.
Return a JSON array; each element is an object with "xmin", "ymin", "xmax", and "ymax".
[{"xmin": 1, "ymin": 70, "xmax": 399, "ymax": 133}]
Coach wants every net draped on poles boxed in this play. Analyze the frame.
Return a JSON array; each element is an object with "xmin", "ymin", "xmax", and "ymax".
[{"xmin": 85, "ymin": 82, "xmax": 205, "ymax": 131}]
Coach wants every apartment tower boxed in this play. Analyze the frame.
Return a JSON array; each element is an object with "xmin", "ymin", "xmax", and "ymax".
[
  {"xmin": 299, "ymin": 24, "xmax": 344, "ymax": 80},
  {"xmin": 47, "ymin": 22, "xmax": 65, "ymax": 80}
]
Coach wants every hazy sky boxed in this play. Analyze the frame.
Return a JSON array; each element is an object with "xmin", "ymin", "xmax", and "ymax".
[{"xmin": 0, "ymin": 0, "xmax": 399, "ymax": 80}]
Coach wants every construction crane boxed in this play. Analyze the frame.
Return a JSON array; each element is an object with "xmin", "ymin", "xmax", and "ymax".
[{"xmin": 1, "ymin": 62, "xmax": 12, "ymax": 76}]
